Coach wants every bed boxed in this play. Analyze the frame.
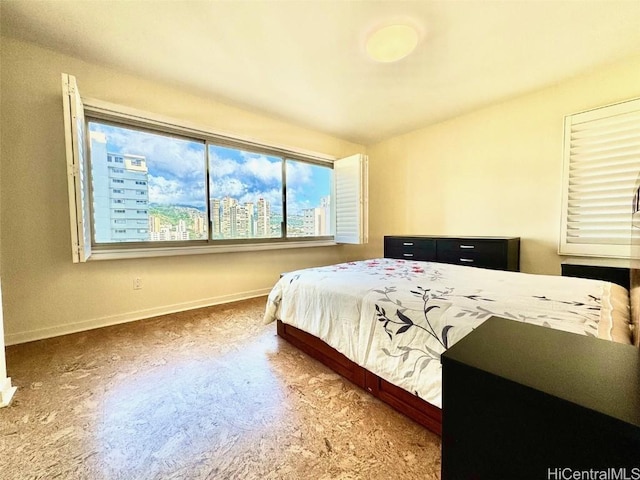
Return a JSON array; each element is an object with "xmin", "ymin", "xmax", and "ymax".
[{"xmin": 263, "ymin": 257, "xmax": 638, "ymax": 435}]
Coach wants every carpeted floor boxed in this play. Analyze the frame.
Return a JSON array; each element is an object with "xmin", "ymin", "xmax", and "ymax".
[{"xmin": 0, "ymin": 296, "xmax": 441, "ymax": 479}]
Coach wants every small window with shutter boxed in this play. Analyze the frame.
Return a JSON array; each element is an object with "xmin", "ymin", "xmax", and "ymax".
[{"xmin": 559, "ymin": 97, "xmax": 640, "ymax": 259}]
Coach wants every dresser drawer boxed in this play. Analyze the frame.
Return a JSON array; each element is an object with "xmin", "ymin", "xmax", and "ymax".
[
  {"xmin": 437, "ymin": 250, "xmax": 506, "ymax": 270},
  {"xmin": 384, "ymin": 237, "xmax": 436, "ymax": 261},
  {"xmin": 437, "ymin": 239, "xmax": 508, "ymax": 270},
  {"xmin": 437, "ymin": 239, "xmax": 505, "ymax": 257}
]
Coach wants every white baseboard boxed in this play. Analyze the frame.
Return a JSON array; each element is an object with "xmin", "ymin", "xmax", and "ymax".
[
  {"xmin": 0, "ymin": 377, "xmax": 17, "ymax": 407},
  {"xmin": 5, "ymin": 288, "xmax": 271, "ymax": 346}
]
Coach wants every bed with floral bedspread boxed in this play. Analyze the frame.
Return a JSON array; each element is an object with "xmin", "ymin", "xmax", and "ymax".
[{"xmin": 264, "ymin": 258, "xmax": 631, "ymax": 409}]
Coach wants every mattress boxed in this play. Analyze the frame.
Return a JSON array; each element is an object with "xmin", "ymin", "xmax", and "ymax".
[{"xmin": 264, "ymin": 258, "xmax": 631, "ymax": 408}]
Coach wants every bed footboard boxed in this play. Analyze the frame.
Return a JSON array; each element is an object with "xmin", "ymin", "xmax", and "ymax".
[{"xmin": 276, "ymin": 320, "xmax": 443, "ymax": 435}]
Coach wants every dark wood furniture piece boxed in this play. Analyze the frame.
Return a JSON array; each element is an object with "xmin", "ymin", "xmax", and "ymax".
[
  {"xmin": 277, "ymin": 320, "xmax": 443, "ymax": 434},
  {"xmin": 561, "ymin": 261, "xmax": 631, "ymax": 290},
  {"xmin": 384, "ymin": 235, "xmax": 520, "ymax": 271},
  {"xmin": 441, "ymin": 316, "xmax": 640, "ymax": 480}
]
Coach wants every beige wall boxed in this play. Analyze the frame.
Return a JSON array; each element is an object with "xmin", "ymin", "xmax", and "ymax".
[
  {"xmin": 366, "ymin": 55, "xmax": 640, "ymax": 274},
  {"xmin": 0, "ymin": 37, "xmax": 366, "ymax": 344}
]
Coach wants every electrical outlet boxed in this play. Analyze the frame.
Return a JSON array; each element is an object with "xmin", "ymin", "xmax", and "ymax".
[{"xmin": 133, "ymin": 277, "xmax": 143, "ymax": 290}]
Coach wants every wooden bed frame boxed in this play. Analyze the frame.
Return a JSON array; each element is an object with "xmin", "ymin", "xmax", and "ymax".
[{"xmin": 277, "ymin": 319, "xmax": 443, "ymax": 435}]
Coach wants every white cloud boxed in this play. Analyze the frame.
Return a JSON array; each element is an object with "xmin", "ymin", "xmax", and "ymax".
[
  {"xmin": 241, "ymin": 155, "xmax": 281, "ymax": 184},
  {"xmin": 286, "ymin": 161, "xmax": 313, "ymax": 187},
  {"xmin": 148, "ymin": 175, "xmax": 206, "ymax": 207},
  {"xmin": 211, "ymin": 177, "xmax": 246, "ymax": 198},
  {"xmin": 209, "ymin": 152, "xmax": 238, "ymax": 178}
]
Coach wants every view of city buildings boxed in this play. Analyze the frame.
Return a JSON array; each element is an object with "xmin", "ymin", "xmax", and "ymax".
[
  {"xmin": 209, "ymin": 195, "xmax": 331, "ymax": 239},
  {"xmin": 90, "ymin": 127, "xmax": 333, "ymax": 243}
]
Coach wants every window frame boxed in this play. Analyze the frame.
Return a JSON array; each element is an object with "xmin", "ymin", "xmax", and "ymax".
[{"xmin": 62, "ymin": 74, "xmax": 367, "ymax": 262}]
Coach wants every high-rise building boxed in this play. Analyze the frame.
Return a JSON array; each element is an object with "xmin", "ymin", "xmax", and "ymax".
[
  {"xmin": 210, "ymin": 199, "xmax": 221, "ymax": 238},
  {"xmin": 220, "ymin": 197, "xmax": 238, "ymax": 237},
  {"xmin": 244, "ymin": 202, "xmax": 255, "ymax": 237},
  {"xmin": 148, "ymin": 215, "xmax": 161, "ymax": 233},
  {"xmin": 192, "ymin": 212, "xmax": 206, "ymax": 236},
  {"xmin": 302, "ymin": 195, "xmax": 331, "ymax": 236},
  {"xmin": 320, "ymin": 195, "xmax": 331, "ymax": 235},
  {"xmin": 90, "ymin": 131, "xmax": 149, "ymax": 243},
  {"xmin": 303, "ymin": 209, "xmax": 315, "ymax": 235},
  {"xmin": 256, "ymin": 198, "xmax": 270, "ymax": 237},
  {"xmin": 234, "ymin": 202, "xmax": 255, "ymax": 238}
]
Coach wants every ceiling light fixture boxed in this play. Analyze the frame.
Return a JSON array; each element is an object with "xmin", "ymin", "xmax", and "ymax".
[{"xmin": 366, "ymin": 24, "xmax": 419, "ymax": 63}]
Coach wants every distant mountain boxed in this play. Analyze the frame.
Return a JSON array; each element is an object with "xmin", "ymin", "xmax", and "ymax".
[
  {"xmin": 149, "ymin": 203, "xmax": 205, "ymax": 212},
  {"xmin": 148, "ymin": 204, "xmax": 205, "ymax": 230}
]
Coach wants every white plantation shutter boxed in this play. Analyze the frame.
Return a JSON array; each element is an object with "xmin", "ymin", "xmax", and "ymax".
[
  {"xmin": 334, "ymin": 153, "xmax": 368, "ymax": 244},
  {"xmin": 560, "ymin": 98, "xmax": 640, "ymax": 258},
  {"xmin": 62, "ymin": 73, "xmax": 92, "ymax": 262}
]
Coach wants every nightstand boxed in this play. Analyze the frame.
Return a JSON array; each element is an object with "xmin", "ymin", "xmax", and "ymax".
[{"xmin": 441, "ymin": 317, "xmax": 640, "ymax": 480}]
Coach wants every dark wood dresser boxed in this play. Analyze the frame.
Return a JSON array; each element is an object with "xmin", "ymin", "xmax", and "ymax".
[
  {"xmin": 441, "ymin": 317, "xmax": 640, "ymax": 480},
  {"xmin": 384, "ymin": 236, "xmax": 520, "ymax": 271}
]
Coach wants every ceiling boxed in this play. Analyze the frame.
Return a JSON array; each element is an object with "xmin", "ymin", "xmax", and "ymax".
[{"xmin": 2, "ymin": 0, "xmax": 640, "ymax": 145}]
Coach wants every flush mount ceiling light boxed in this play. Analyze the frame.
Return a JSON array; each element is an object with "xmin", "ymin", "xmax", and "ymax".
[{"xmin": 366, "ymin": 24, "xmax": 419, "ymax": 63}]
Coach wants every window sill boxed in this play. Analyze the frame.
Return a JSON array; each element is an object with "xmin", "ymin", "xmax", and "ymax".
[{"xmin": 88, "ymin": 239, "xmax": 339, "ymax": 261}]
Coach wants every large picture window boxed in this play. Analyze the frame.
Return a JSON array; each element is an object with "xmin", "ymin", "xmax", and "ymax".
[{"xmin": 62, "ymin": 73, "xmax": 367, "ymax": 262}]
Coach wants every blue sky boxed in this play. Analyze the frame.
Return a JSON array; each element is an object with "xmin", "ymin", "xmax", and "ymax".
[{"xmin": 89, "ymin": 122, "xmax": 331, "ymax": 214}]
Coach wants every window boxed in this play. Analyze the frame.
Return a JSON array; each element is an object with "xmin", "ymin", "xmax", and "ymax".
[
  {"xmin": 209, "ymin": 144, "xmax": 283, "ymax": 240},
  {"xmin": 559, "ymin": 97, "xmax": 640, "ymax": 259},
  {"xmin": 286, "ymin": 160, "xmax": 333, "ymax": 238},
  {"xmin": 62, "ymin": 73, "xmax": 367, "ymax": 262}
]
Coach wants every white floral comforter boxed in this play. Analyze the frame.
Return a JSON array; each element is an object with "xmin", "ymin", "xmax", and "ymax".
[{"xmin": 264, "ymin": 258, "xmax": 630, "ymax": 408}]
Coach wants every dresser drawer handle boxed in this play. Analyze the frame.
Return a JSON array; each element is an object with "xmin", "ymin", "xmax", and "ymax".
[
  {"xmin": 403, "ymin": 253, "xmax": 414, "ymax": 257},
  {"xmin": 403, "ymin": 242, "xmax": 414, "ymax": 246},
  {"xmin": 460, "ymin": 258, "xmax": 474, "ymax": 263},
  {"xmin": 460, "ymin": 245, "xmax": 475, "ymax": 249}
]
